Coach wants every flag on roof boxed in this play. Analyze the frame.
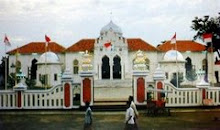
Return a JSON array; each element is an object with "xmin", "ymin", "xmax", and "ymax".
[
  {"xmin": 171, "ymin": 33, "xmax": 176, "ymax": 44},
  {"xmin": 203, "ymin": 33, "xmax": 212, "ymax": 43},
  {"xmin": 4, "ymin": 34, "xmax": 11, "ymax": 46},
  {"xmin": 104, "ymin": 42, "xmax": 111, "ymax": 48},
  {"xmin": 45, "ymin": 35, "xmax": 51, "ymax": 43}
]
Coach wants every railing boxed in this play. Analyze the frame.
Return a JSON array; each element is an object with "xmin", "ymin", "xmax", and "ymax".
[
  {"xmin": 206, "ymin": 87, "xmax": 220, "ymax": 105},
  {"xmin": 0, "ymin": 84, "xmax": 65, "ymax": 109},
  {"xmin": 0, "ymin": 90, "xmax": 17, "ymax": 109},
  {"xmin": 164, "ymin": 82, "xmax": 220, "ymax": 107}
]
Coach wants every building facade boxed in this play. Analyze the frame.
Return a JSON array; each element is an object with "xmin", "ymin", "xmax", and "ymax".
[{"xmin": 7, "ymin": 21, "xmax": 220, "ymax": 104}]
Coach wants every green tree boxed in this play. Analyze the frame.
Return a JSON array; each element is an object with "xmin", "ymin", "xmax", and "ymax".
[
  {"xmin": 25, "ymin": 78, "xmax": 36, "ymax": 89},
  {"xmin": 191, "ymin": 13, "xmax": 220, "ymax": 50}
]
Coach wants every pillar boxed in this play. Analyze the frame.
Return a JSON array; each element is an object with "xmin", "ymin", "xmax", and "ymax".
[
  {"xmin": 133, "ymin": 72, "xmax": 148, "ymax": 105},
  {"xmin": 61, "ymin": 69, "xmax": 74, "ymax": 109},
  {"xmin": 80, "ymin": 75, "xmax": 94, "ymax": 106}
]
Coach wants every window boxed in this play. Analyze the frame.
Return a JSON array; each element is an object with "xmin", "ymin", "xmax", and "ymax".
[
  {"xmin": 54, "ymin": 74, "xmax": 57, "ymax": 81},
  {"xmin": 113, "ymin": 56, "xmax": 121, "ymax": 79},
  {"xmin": 102, "ymin": 56, "xmax": 110, "ymax": 79},
  {"xmin": 165, "ymin": 72, "xmax": 169, "ymax": 79},
  {"xmin": 202, "ymin": 59, "xmax": 207, "ymax": 71},
  {"xmin": 145, "ymin": 58, "xmax": 150, "ymax": 70},
  {"xmin": 73, "ymin": 60, "xmax": 79, "ymax": 74}
]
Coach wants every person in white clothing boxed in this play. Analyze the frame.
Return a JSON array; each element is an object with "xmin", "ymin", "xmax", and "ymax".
[
  {"xmin": 125, "ymin": 101, "xmax": 135, "ymax": 130},
  {"xmin": 129, "ymin": 96, "xmax": 139, "ymax": 118}
]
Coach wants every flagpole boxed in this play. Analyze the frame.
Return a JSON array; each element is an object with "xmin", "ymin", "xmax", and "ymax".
[
  {"xmin": 15, "ymin": 46, "xmax": 19, "ymax": 86},
  {"xmin": 45, "ymin": 41, "xmax": 47, "ymax": 90},
  {"xmin": 211, "ymin": 41, "xmax": 214, "ymax": 86},
  {"xmin": 175, "ymin": 40, "xmax": 179, "ymax": 88},
  {"xmin": 5, "ymin": 44, "xmax": 7, "ymax": 90}
]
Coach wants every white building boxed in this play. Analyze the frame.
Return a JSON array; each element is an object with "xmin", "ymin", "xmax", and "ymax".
[{"xmin": 7, "ymin": 21, "xmax": 220, "ymax": 103}]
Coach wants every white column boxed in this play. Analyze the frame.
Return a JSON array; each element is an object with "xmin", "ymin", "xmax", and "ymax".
[
  {"xmin": 110, "ymin": 60, "xmax": 113, "ymax": 80},
  {"xmin": 99, "ymin": 63, "xmax": 102, "ymax": 79}
]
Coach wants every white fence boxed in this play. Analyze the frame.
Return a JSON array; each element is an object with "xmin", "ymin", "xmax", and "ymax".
[
  {"xmin": 0, "ymin": 84, "xmax": 67, "ymax": 109},
  {"xmin": 1, "ymin": 82, "xmax": 220, "ymax": 109},
  {"xmin": 164, "ymin": 82, "xmax": 220, "ymax": 107}
]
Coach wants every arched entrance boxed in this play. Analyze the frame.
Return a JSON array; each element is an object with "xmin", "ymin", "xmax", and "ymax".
[
  {"xmin": 113, "ymin": 56, "xmax": 121, "ymax": 79},
  {"xmin": 31, "ymin": 59, "xmax": 38, "ymax": 79},
  {"xmin": 102, "ymin": 56, "xmax": 110, "ymax": 79}
]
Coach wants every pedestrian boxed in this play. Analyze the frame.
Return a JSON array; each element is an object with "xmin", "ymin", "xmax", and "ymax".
[
  {"xmin": 129, "ymin": 96, "xmax": 139, "ymax": 118},
  {"xmin": 129, "ymin": 96, "xmax": 139, "ymax": 129},
  {"xmin": 124, "ymin": 101, "xmax": 135, "ymax": 130},
  {"xmin": 84, "ymin": 101, "xmax": 92, "ymax": 130}
]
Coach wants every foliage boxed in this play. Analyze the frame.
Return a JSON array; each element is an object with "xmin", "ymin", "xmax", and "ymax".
[
  {"xmin": 191, "ymin": 14, "xmax": 220, "ymax": 50},
  {"xmin": 25, "ymin": 78, "xmax": 36, "ymax": 88}
]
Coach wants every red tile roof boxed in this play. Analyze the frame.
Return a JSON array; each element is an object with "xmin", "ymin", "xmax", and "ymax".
[
  {"xmin": 157, "ymin": 40, "xmax": 206, "ymax": 52},
  {"xmin": 66, "ymin": 38, "xmax": 158, "ymax": 52},
  {"xmin": 66, "ymin": 39, "xmax": 95, "ymax": 52},
  {"xmin": 7, "ymin": 42, "xmax": 66, "ymax": 54},
  {"xmin": 127, "ymin": 38, "xmax": 158, "ymax": 51}
]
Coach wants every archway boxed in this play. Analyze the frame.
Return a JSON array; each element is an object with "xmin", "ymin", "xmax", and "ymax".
[
  {"xmin": 31, "ymin": 59, "xmax": 38, "ymax": 79},
  {"xmin": 102, "ymin": 56, "xmax": 110, "ymax": 79},
  {"xmin": 113, "ymin": 55, "xmax": 121, "ymax": 79},
  {"xmin": 185, "ymin": 57, "xmax": 192, "ymax": 72}
]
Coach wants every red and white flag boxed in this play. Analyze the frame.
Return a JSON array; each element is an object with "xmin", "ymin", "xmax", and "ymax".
[
  {"xmin": 4, "ymin": 35, "xmax": 11, "ymax": 46},
  {"xmin": 104, "ymin": 42, "xmax": 111, "ymax": 48},
  {"xmin": 203, "ymin": 33, "xmax": 212, "ymax": 43},
  {"xmin": 45, "ymin": 35, "xmax": 51, "ymax": 43},
  {"xmin": 171, "ymin": 33, "xmax": 176, "ymax": 44}
]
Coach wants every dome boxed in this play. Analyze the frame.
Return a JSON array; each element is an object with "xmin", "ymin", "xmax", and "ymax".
[
  {"xmin": 38, "ymin": 51, "xmax": 60, "ymax": 64},
  {"xmin": 100, "ymin": 21, "xmax": 122, "ymax": 35},
  {"xmin": 163, "ymin": 50, "xmax": 185, "ymax": 62}
]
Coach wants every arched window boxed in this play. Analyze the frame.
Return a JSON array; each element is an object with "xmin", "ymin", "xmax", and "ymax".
[
  {"xmin": 73, "ymin": 60, "xmax": 79, "ymax": 74},
  {"xmin": 145, "ymin": 58, "xmax": 150, "ymax": 70},
  {"xmin": 31, "ymin": 59, "xmax": 38, "ymax": 79},
  {"xmin": 113, "ymin": 55, "xmax": 121, "ymax": 79},
  {"xmin": 102, "ymin": 56, "xmax": 110, "ymax": 79},
  {"xmin": 185, "ymin": 57, "xmax": 192, "ymax": 72},
  {"xmin": 202, "ymin": 59, "xmax": 207, "ymax": 71}
]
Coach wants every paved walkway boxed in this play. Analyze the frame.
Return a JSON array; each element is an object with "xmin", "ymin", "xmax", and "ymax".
[{"xmin": 1, "ymin": 108, "xmax": 220, "ymax": 129}]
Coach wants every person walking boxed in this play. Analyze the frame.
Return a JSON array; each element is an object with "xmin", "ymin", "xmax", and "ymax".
[
  {"xmin": 125, "ymin": 101, "xmax": 135, "ymax": 130},
  {"xmin": 84, "ymin": 102, "xmax": 92, "ymax": 130},
  {"xmin": 129, "ymin": 96, "xmax": 139, "ymax": 118},
  {"xmin": 129, "ymin": 96, "xmax": 139, "ymax": 129}
]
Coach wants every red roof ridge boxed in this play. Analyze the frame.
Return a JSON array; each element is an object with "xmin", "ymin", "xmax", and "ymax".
[
  {"xmin": 157, "ymin": 40, "xmax": 206, "ymax": 52},
  {"xmin": 66, "ymin": 39, "xmax": 95, "ymax": 52},
  {"xmin": 127, "ymin": 38, "xmax": 158, "ymax": 51},
  {"xmin": 7, "ymin": 41, "xmax": 66, "ymax": 54}
]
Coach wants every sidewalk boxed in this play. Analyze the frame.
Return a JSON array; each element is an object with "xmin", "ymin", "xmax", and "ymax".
[{"xmin": 1, "ymin": 108, "xmax": 220, "ymax": 115}]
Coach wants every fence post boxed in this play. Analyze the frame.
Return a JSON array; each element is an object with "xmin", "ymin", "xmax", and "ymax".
[
  {"xmin": 61, "ymin": 69, "xmax": 74, "ymax": 109},
  {"xmin": 13, "ymin": 80, "xmax": 27, "ymax": 109},
  {"xmin": 153, "ymin": 65, "xmax": 166, "ymax": 101},
  {"xmin": 196, "ymin": 73, "xmax": 210, "ymax": 105}
]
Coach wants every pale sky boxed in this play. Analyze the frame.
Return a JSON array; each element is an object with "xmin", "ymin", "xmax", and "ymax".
[{"xmin": 0, "ymin": 0, "xmax": 219, "ymax": 60}]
